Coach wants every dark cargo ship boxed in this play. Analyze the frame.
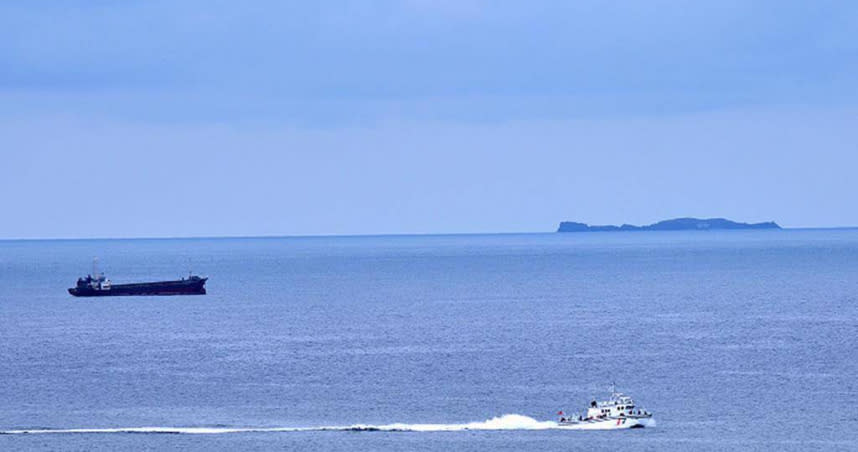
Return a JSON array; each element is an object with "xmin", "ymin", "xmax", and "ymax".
[{"xmin": 68, "ymin": 263, "xmax": 207, "ymax": 297}]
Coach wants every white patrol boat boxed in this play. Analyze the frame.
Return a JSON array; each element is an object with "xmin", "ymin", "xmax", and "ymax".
[{"xmin": 556, "ymin": 385, "xmax": 655, "ymax": 430}]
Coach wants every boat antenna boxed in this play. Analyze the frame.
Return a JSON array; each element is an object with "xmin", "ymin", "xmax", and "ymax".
[{"xmin": 93, "ymin": 257, "xmax": 98, "ymax": 278}]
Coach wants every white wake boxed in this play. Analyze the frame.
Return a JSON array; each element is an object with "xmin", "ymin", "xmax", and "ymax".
[{"xmin": 1, "ymin": 414, "xmax": 559, "ymax": 435}]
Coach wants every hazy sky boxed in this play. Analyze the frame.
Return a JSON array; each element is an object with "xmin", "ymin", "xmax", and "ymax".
[{"xmin": 2, "ymin": 1, "xmax": 857, "ymax": 238}]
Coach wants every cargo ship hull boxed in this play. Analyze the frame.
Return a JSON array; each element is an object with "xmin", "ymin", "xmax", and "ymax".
[{"xmin": 68, "ymin": 277, "xmax": 207, "ymax": 297}]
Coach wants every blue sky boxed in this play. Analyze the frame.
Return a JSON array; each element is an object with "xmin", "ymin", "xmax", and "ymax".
[{"xmin": 2, "ymin": 1, "xmax": 857, "ymax": 238}]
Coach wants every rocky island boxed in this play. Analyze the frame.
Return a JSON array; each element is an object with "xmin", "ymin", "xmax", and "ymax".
[{"xmin": 557, "ymin": 217, "xmax": 781, "ymax": 232}]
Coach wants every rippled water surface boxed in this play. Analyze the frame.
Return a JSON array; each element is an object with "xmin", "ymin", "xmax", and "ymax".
[{"xmin": 1, "ymin": 230, "xmax": 857, "ymax": 450}]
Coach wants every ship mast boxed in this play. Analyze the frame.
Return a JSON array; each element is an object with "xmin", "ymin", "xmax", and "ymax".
[{"xmin": 92, "ymin": 257, "xmax": 105, "ymax": 283}]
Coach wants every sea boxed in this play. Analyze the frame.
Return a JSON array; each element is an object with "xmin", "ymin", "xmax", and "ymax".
[{"xmin": 1, "ymin": 230, "xmax": 857, "ymax": 451}]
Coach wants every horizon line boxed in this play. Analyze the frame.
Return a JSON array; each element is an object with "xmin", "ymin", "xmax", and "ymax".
[{"xmin": 2, "ymin": 226, "xmax": 858, "ymax": 242}]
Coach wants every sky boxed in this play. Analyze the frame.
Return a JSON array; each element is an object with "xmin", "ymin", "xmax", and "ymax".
[{"xmin": 1, "ymin": 0, "xmax": 857, "ymax": 238}]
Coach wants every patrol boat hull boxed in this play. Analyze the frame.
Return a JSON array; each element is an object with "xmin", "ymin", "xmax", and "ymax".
[
  {"xmin": 558, "ymin": 416, "xmax": 655, "ymax": 430},
  {"xmin": 68, "ymin": 277, "xmax": 207, "ymax": 297}
]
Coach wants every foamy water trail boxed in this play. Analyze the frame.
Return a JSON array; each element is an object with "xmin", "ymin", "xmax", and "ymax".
[{"xmin": 1, "ymin": 414, "xmax": 559, "ymax": 435}]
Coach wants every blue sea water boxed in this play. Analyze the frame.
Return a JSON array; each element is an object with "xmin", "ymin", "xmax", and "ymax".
[{"xmin": 1, "ymin": 230, "xmax": 857, "ymax": 451}]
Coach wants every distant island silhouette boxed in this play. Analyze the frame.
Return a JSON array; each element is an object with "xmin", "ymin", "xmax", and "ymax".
[{"xmin": 557, "ymin": 217, "xmax": 781, "ymax": 232}]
